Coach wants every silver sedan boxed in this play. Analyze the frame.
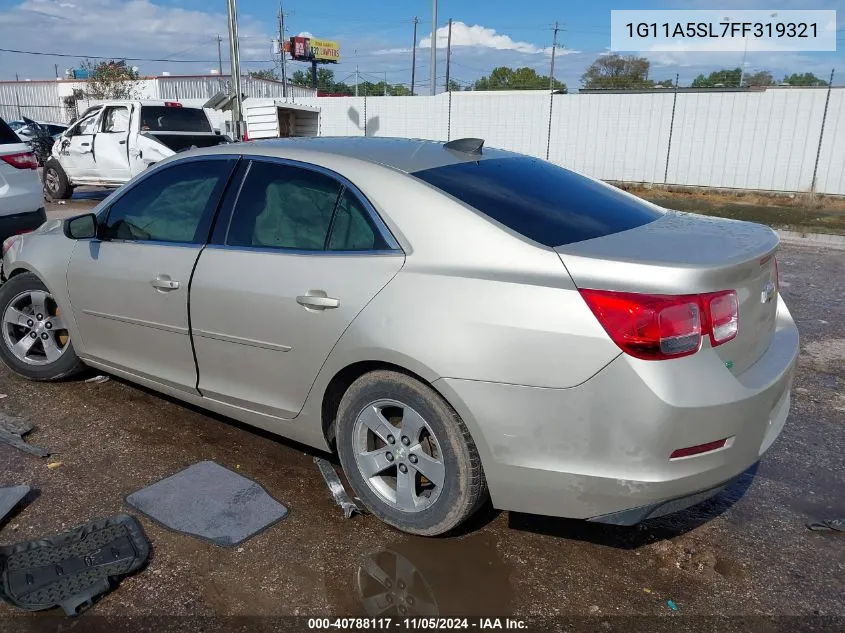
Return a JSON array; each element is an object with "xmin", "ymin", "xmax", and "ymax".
[{"xmin": 0, "ymin": 137, "xmax": 798, "ymax": 535}]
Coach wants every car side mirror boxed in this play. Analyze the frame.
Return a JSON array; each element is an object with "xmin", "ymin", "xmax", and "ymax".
[{"xmin": 63, "ymin": 214, "xmax": 97, "ymax": 240}]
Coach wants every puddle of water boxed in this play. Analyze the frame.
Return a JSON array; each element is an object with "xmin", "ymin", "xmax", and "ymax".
[{"xmin": 327, "ymin": 533, "xmax": 513, "ymax": 617}]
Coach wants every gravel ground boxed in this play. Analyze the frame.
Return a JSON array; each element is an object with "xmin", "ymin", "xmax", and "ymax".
[{"xmin": 0, "ymin": 198, "xmax": 842, "ymax": 630}]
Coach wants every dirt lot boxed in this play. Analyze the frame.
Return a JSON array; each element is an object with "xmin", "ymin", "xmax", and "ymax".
[{"xmin": 0, "ymin": 197, "xmax": 843, "ymax": 630}]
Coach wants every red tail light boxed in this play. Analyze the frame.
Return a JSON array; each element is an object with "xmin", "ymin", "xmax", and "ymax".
[
  {"xmin": 670, "ymin": 438, "xmax": 728, "ymax": 459},
  {"xmin": 579, "ymin": 288, "xmax": 739, "ymax": 361},
  {"xmin": 0, "ymin": 152, "xmax": 38, "ymax": 170}
]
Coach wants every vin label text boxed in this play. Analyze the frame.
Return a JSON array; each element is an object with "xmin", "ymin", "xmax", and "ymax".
[{"xmin": 610, "ymin": 10, "xmax": 836, "ymax": 52}]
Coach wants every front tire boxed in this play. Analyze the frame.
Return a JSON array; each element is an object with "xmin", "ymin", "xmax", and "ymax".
[
  {"xmin": 0, "ymin": 273, "xmax": 86, "ymax": 381},
  {"xmin": 336, "ymin": 370, "xmax": 488, "ymax": 536},
  {"xmin": 43, "ymin": 159, "xmax": 73, "ymax": 200}
]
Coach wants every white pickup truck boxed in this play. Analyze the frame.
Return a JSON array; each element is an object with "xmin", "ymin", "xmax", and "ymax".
[{"xmin": 43, "ymin": 100, "xmax": 230, "ymax": 199}]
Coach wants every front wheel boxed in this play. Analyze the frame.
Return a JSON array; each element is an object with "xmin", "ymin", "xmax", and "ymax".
[
  {"xmin": 0, "ymin": 273, "xmax": 86, "ymax": 381},
  {"xmin": 336, "ymin": 370, "xmax": 488, "ymax": 536},
  {"xmin": 43, "ymin": 159, "xmax": 73, "ymax": 200}
]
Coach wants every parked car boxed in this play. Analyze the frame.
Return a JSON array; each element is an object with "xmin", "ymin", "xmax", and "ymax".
[
  {"xmin": 9, "ymin": 119, "xmax": 67, "ymax": 142},
  {"xmin": 0, "ymin": 137, "xmax": 798, "ymax": 536},
  {"xmin": 0, "ymin": 117, "xmax": 46, "ymax": 241},
  {"xmin": 43, "ymin": 100, "xmax": 229, "ymax": 199}
]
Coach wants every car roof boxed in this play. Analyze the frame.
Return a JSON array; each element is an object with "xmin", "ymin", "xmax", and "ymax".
[{"xmin": 213, "ymin": 137, "xmax": 517, "ymax": 174}]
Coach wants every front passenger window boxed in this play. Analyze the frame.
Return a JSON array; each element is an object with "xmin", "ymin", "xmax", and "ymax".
[{"xmin": 102, "ymin": 159, "xmax": 235, "ymax": 243}]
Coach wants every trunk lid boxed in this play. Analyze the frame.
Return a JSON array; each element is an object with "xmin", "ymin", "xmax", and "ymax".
[{"xmin": 556, "ymin": 211, "xmax": 780, "ymax": 374}]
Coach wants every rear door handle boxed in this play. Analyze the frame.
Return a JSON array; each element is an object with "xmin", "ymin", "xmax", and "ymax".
[
  {"xmin": 296, "ymin": 294, "xmax": 339, "ymax": 310},
  {"xmin": 151, "ymin": 276, "xmax": 180, "ymax": 291},
  {"xmin": 80, "ymin": 142, "xmax": 90, "ymax": 147}
]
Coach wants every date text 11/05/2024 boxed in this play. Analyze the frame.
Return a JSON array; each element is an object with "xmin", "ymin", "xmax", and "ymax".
[
  {"xmin": 307, "ymin": 618, "xmax": 528, "ymax": 630},
  {"xmin": 626, "ymin": 22, "xmax": 818, "ymax": 39}
]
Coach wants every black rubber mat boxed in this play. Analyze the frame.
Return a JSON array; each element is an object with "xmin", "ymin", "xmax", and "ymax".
[{"xmin": 0, "ymin": 514, "xmax": 150, "ymax": 615}]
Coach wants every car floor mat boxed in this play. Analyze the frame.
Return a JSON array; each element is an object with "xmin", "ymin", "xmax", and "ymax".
[
  {"xmin": 0, "ymin": 514, "xmax": 150, "ymax": 616},
  {"xmin": 0, "ymin": 485, "xmax": 31, "ymax": 526}
]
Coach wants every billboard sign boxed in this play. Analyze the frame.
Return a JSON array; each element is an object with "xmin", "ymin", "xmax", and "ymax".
[{"xmin": 288, "ymin": 36, "xmax": 340, "ymax": 63}]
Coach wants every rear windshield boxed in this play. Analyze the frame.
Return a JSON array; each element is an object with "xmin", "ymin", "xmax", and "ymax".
[
  {"xmin": 139, "ymin": 107, "xmax": 211, "ymax": 133},
  {"xmin": 413, "ymin": 157, "xmax": 661, "ymax": 247},
  {"xmin": 0, "ymin": 118, "xmax": 21, "ymax": 145}
]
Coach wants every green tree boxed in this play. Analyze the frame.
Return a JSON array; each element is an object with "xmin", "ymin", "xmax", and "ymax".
[
  {"xmin": 473, "ymin": 66, "xmax": 566, "ymax": 91},
  {"xmin": 447, "ymin": 79, "xmax": 461, "ymax": 92},
  {"xmin": 82, "ymin": 59, "xmax": 139, "ymax": 100},
  {"xmin": 291, "ymin": 69, "xmax": 311, "ymax": 86},
  {"xmin": 581, "ymin": 54, "xmax": 652, "ymax": 89},
  {"xmin": 783, "ymin": 72, "xmax": 828, "ymax": 86},
  {"xmin": 691, "ymin": 68, "xmax": 742, "ymax": 88},
  {"xmin": 743, "ymin": 70, "xmax": 776, "ymax": 87},
  {"xmin": 248, "ymin": 69, "xmax": 279, "ymax": 81}
]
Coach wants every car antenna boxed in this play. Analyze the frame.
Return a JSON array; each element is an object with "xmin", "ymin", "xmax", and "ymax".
[{"xmin": 443, "ymin": 138, "xmax": 484, "ymax": 155}]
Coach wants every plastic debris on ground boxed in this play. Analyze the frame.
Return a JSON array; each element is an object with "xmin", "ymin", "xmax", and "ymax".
[
  {"xmin": 0, "ymin": 514, "xmax": 150, "ymax": 616},
  {"xmin": 806, "ymin": 519, "xmax": 844, "ymax": 533},
  {"xmin": 667, "ymin": 599, "xmax": 679, "ymax": 611},
  {"xmin": 46, "ymin": 461, "xmax": 63, "ymax": 470},
  {"xmin": 315, "ymin": 457, "xmax": 365, "ymax": 519},
  {"xmin": 84, "ymin": 375, "xmax": 110, "ymax": 384},
  {"xmin": 0, "ymin": 412, "xmax": 49, "ymax": 457}
]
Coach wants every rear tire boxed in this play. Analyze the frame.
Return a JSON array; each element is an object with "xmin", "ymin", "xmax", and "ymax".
[
  {"xmin": 336, "ymin": 370, "xmax": 488, "ymax": 536},
  {"xmin": 43, "ymin": 159, "xmax": 73, "ymax": 200},
  {"xmin": 0, "ymin": 273, "xmax": 86, "ymax": 381}
]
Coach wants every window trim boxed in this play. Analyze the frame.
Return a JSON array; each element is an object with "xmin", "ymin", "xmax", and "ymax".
[
  {"xmin": 96, "ymin": 154, "xmax": 239, "ymax": 246},
  {"xmin": 214, "ymin": 155, "xmax": 403, "ymax": 256}
]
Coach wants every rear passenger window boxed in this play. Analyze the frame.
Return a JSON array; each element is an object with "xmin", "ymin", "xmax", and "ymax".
[
  {"xmin": 227, "ymin": 161, "xmax": 342, "ymax": 250},
  {"xmin": 328, "ymin": 190, "xmax": 388, "ymax": 251}
]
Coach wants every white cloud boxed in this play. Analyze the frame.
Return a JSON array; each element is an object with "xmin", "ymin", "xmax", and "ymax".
[
  {"xmin": 0, "ymin": 0, "xmax": 272, "ymax": 78},
  {"xmin": 419, "ymin": 21, "xmax": 550, "ymax": 55}
]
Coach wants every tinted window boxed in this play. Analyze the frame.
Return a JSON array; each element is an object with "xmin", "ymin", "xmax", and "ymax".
[
  {"xmin": 0, "ymin": 118, "xmax": 20, "ymax": 145},
  {"xmin": 413, "ymin": 157, "xmax": 661, "ymax": 247},
  {"xmin": 140, "ymin": 107, "xmax": 211, "ymax": 133},
  {"xmin": 227, "ymin": 161, "xmax": 342, "ymax": 250},
  {"xmin": 102, "ymin": 159, "xmax": 234, "ymax": 243},
  {"xmin": 328, "ymin": 190, "xmax": 388, "ymax": 251}
]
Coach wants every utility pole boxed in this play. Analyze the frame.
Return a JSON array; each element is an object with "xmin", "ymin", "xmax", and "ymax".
[
  {"xmin": 14, "ymin": 73, "xmax": 21, "ymax": 118},
  {"xmin": 430, "ymin": 0, "xmax": 437, "ymax": 95},
  {"xmin": 384, "ymin": 71, "xmax": 388, "ymax": 96},
  {"xmin": 445, "ymin": 18, "xmax": 452, "ymax": 92},
  {"xmin": 226, "ymin": 0, "xmax": 243, "ymax": 140},
  {"xmin": 216, "ymin": 35, "xmax": 223, "ymax": 77},
  {"xmin": 355, "ymin": 65, "xmax": 359, "ymax": 97},
  {"xmin": 278, "ymin": 1, "xmax": 287, "ymax": 97},
  {"xmin": 549, "ymin": 21, "xmax": 559, "ymax": 92},
  {"xmin": 411, "ymin": 17, "xmax": 418, "ymax": 95},
  {"xmin": 54, "ymin": 64, "xmax": 59, "ymax": 79}
]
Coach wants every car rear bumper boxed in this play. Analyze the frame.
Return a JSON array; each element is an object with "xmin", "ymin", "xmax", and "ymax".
[
  {"xmin": 434, "ymin": 296, "xmax": 798, "ymax": 521},
  {"xmin": 0, "ymin": 208, "xmax": 47, "ymax": 242}
]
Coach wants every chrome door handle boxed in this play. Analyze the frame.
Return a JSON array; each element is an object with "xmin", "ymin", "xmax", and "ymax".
[
  {"xmin": 296, "ymin": 294, "xmax": 339, "ymax": 309},
  {"xmin": 151, "ymin": 276, "xmax": 180, "ymax": 291}
]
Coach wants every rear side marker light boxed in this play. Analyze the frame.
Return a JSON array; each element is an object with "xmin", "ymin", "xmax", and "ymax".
[
  {"xmin": 579, "ymin": 288, "xmax": 739, "ymax": 361},
  {"xmin": 0, "ymin": 152, "xmax": 38, "ymax": 170},
  {"xmin": 670, "ymin": 438, "xmax": 728, "ymax": 459}
]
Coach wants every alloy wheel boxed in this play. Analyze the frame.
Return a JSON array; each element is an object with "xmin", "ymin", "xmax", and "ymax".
[
  {"xmin": 352, "ymin": 399, "xmax": 446, "ymax": 513},
  {"xmin": 2, "ymin": 290, "xmax": 69, "ymax": 365}
]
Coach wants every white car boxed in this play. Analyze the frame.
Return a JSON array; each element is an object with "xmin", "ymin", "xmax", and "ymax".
[
  {"xmin": 0, "ymin": 117, "xmax": 45, "ymax": 241},
  {"xmin": 43, "ymin": 100, "xmax": 229, "ymax": 199}
]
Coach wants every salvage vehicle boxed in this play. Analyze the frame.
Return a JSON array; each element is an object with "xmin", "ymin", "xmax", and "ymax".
[
  {"xmin": 0, "ymin": 117, "xmax": 45, "ymax": 241},
  {"xmin": 0, "ymin": 138, "xmax": 798, "ymax": 535},
  {"xmin": 42, "ymin": 100, "xmax": 228, "ymax": 199}
]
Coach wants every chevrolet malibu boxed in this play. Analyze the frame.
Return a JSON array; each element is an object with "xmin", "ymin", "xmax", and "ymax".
[{"xmin": 0, "ymin": 137, "xmax": 798, "ymax": 535}]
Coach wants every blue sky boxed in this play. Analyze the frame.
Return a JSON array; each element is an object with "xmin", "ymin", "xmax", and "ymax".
[{"xmin": 0, "ymin": 0, "xmax": 842, "ymax": 89}]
